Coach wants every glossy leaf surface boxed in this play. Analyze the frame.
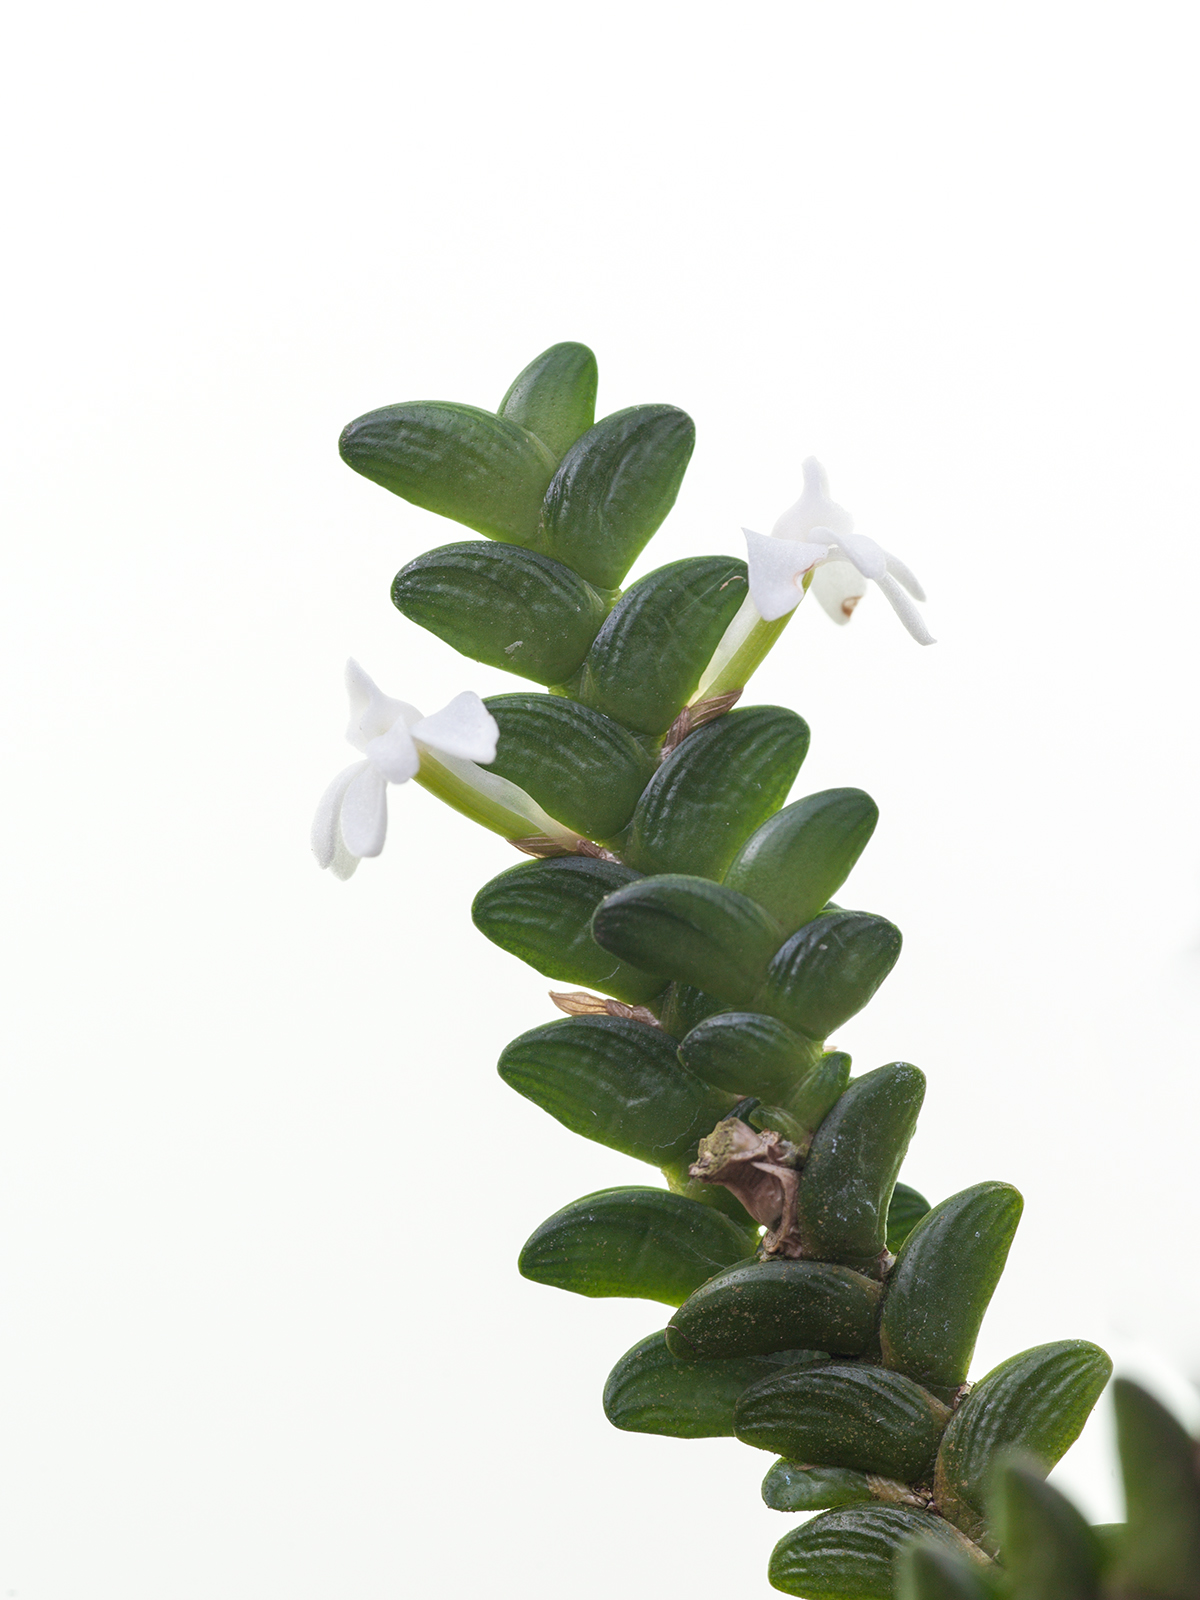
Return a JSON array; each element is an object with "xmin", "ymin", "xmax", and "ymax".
[
  {"xmin": 497, "ymin": 1015, "xmax": 734, "ymax": 1166},
  {"xmin": 570, "ymin": 557, "xmax": 749, "ymax": 734},
  {"xmin": 484, "ymin": 694, "xmax": 654, "ymax": 840},
  {"xmin": 517, "ymin": 1186, "xmax": 752, "ymax": 1306},
  {"xmin": 724, "ymin": 788, "xmax": 879, "ymax": 936},
  {"xmin": 735, "ymin": 1363, "xmax": 951, "ymax": 1482},
  {"xmin": 795, "ymin": 1063, "xmax": 926, "ymax": 1274},
  {"xmin": 540, "ymin": 405, "xmax": 696, "ymax": 588},
  {"xmin": 881, "ymin": 1183, "xmax": 1023, "ymax": 1397},
  {"xmin": 769, "ymin": 1506, "xmax": 987, "ymax": 1600},
  {"xmin": 592, "ymin": 874, "xmax": 783, "ymax": 1006},
  {"xmin": 1110, "ymin": 1377, "xmax": 1200, "ymax": 1599},
  {"xmin": 886, "ymin": 1182, "xmax": 932, "ymax": 1255},
  {"xmin": 761, "ymin": 1460, "xmax": 873, "ymax": 1512},
  {"xmin": 498, "ymin": 341, "xmax": 597, "ymax": 460},
  {"xmin": 762, "ymin": 910, "xmax": 903, "ymax": 1040},
  {"xmin": 340, "ymin": 401, "xmax": 556, "ymax": 543},
  {"xmin": 392, "ymin": 541, "xmax": 608, "ymax": 686},
  {"xmin": 992, "ymin": 1459, "xmax": 1102, "ymax": 1600},
  {"xmin": 665, "ymin": 1258, "xmax": 882, "ymax": 1360},
  {"xmin": 677, "ymin": 1011, "xmax": 820, "ymax": 1103}
]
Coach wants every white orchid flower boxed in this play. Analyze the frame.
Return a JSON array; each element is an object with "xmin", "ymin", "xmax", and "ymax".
[
  {"xmin": 743, "ymin": 458, "xmax": 934, "ymax": 645},
  {"xmin": 312, "ymin": 659, "xmax": 499, "ymax": 879}
]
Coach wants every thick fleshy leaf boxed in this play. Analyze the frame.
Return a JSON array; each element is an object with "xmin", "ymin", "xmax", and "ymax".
[
  {"xmin": 483, "ymin": 694, "xmax": 653, "ymax": 840},
  {"xmin": 656, "ymin": 982, "xmax": 731, "ymax": 1040},
  {"xmin": 761, "ymin": 910, "xmax": 903, "ymax": 1039},
  {"xmin": 881, "ymin": 1183, "xmax": 1023, "ymax": 1399},
  {"xmin": 392, "ymin": 541, "xmax": 609, "ymax": 686},
  {"xmin": 665, "ymin": 1258, "xmax": 882, "ymax": 1361},
  {"xmin": 934, "ymin": 1341, "xmax": 1113, "ymax": 1548},
  {"xmin": 769, "ymin": 1505, "xmax": 989, "ymax": 1600},
  {"xmin": 569, "ymin": 557, "xmax": 749, "ymax": 735},
  {"xmin": 472, "ymin": 857, "xmax": 662, "ymax": 1005},
  {"xmin": 762, "ymin": 1460, "xmax": 874, "ymax": 1512},
  {"xmin": 498, "ymin": 342, "xmax": 598, "ymax": 460},
  {"xmin": 622, "ymin": 707, "xmax": 811, "ymax": 880},
  {"xmin": 992, "ymin": 1459, "xmax": 1102, "ymax": 1600},
  {"xmin": 895, "ymin": 1541, "xmax": 997, "ymax": 1600},
  {"xmin": 796, "ymin": 1063, "xmax": 926, "ymax": 1275},
  {"xmin": 723, "ymin": 788, "xmax": 879, "ymax": 936},
  {"xmin": 603, "ymin": 1332, "xmax": 828, "ymax": 1439},
  {"xmin": 1110, "ymin": 1378, "xmax": 1200, "ymax": 1598},
  {"xmin": 786, "ymin": 1049, "xmax": 853, "ymax": 1138},
  {"xmin": 497, "ymin": 1015, "xmax": 735, "ymax": 1167},
  {"xmin": 886, "ymin": 1182, "xmax": 933, "ymax": 1255},
  {"xmin": 339, "ymin": 401, "xmax": 557, "ymax": 544},
  {"xmin": 736, "ymin": 1363, "xmax": 951, "ymax": 1481},
  {"xmin": 539, "ymin": 405, "xmax": 695, "ymax": 588},
  {"xmin": 517, "ymin": 1186, "xmax": 752, "ymax": 1306},
  {"xmin": 592, "ymin": 874, "xmax": 783, "ymax": 1007},
  {"xmin": 678, "ymin": 1011, "xmax": 820, "ymax": 1103}
]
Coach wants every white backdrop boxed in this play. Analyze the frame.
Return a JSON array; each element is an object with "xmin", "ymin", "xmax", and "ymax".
[{"xmin": 2, "ymin": 3, "xmax": 1198, "ymax": 1596}]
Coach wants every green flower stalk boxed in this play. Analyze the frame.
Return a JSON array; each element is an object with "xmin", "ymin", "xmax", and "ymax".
[{"xmin": 312, "ymin": 342, "xmax": 1194, "ymax": 1597}]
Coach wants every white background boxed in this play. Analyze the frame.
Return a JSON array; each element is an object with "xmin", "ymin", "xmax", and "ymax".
[{"xmin": 2, "ymin": 3, "xmax": 1198, "ymax": 1596}]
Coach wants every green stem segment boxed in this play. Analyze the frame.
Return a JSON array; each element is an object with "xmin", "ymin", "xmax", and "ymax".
[
  {"xmin": 416, "ymin": 749, "xmax": 584, "ymax": 848},
  {"xmin": 691, "ymin": 591, "xmax": 800, "ymax": 704}
]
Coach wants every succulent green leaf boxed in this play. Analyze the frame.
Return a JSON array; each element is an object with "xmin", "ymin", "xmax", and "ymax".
[
  {"xmin": 497, "ymin": 1015, "xmax": 735, "ymax": 1167},
  {"xmin": 769, "ymin": 1505, "xmax": 989, "ymax": 1600},
  {"xmin": 484, "ymin": 694, "xmax": 654, "ymax": 840},
  {"xmin": 886, "ymin": 1183, "xmax": 933, "ymax": 1255},
  {"xmin": 724, "ymin": 788, "xmax": 879, "ymax": 936},
  {"xmin": 785, "ymin": 1049, "xmax": 853, "ymax": 1138},
  {"xmin": 678, "ymin": 1012, "xmax": 821, "ymax": 1103},
  {"xmin": 339, "ymin": 401, "xmax": 557, "ymax": 544},
  {"xmin": 761, "ymin": 910, "xmax": 903, "ymax": 1039},
  {"xmin": 517, "ymin": 1186, "xmax": 752, "ymax": 1306},
  {"xmin": 472, "ymin": 857, "xmax": 663, "ymax": 1004},
  {"xmin": 391, "ymin": 541, "xmax": 608, "ymax": 686},
  {"xmin": 569, "ymin": 557, "xmax": 749, "ymax": 735},
  {"xmin": 735, "ymin": 1363, "xmax": 951, "ymax": 1482},
  {"xmin": 934, "ymin": 1341, "xmax": 1113, "ymax": 1547},
  {"xmin": 762, "ymin": 1460, "xmax": 874, "ymax": 1512},
  {"xmin": 622, "ymin": 707, "xmax": 811, "ymax": 880},
  {"xmin": 659, "ymin": 1151, "xmax": 760, "ymax": 1226},
  {"xmin": 498, "ymin": 341, "xmax": 598, "ymax": 460},
  {"xmin": 881, "ymin": 1183, "xmax": 1024, "ymax": 1398},
  {"xmin": 603, "ymin": 1331, "xmax": 828, "ymax": 1440},
  {"xmin": 665, "ymin": 1258, "xmax": 882, "ymax": 1361},
  {"xmin": 895, "ymin": 1540, "xmax": 997, "ymax": 1600},
  {"xmin": 992, "ymin": 1458, "xmax": 1103, "ymax": 1600},
  {"xmin": 539, "ymin": 405, "xmax": 696, "ymax": 588},
  {"xmin": 656, "ymin": 982, "xmax": 730, "ymax": 1039},
  {"xmin": 795, "ymin": 1063, "xmax": 926, "ymax": 1274},
  {"xmin": 591, "ymin": 874, "xmax": 784, "ymax": 1007},
  {"xmin": 1110, "ymin": 1377, "xmax": 1200, "ymax": 1599}
]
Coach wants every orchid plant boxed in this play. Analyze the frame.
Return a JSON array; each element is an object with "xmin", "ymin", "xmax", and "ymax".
[{"xmin": 314, "ymin": 342, "xmax": 1199, "ymax": 1599}]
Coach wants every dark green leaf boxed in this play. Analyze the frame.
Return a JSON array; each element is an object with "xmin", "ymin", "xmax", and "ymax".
[
  {"xmin": 665, "ymin": 1258, "xmax": 882, "ymax": 1360},
  {"xmin": 736, "ymin": 1363, "xmax": 951, "ymax": 1481},
  {"xmin": 498, "ymin": 342, "xmax": 597, "ymax": 460},
  {"xmin": 761, "ymin": 910, "xmax": 903, "ymax": 1040},
  {"xmin": 484, "ymin": 694, "xmax": 654, "ymax": 840},
  {"xmin": 655, "ymin": 982, "xmax": 730, "ymax": 1039},
  {"xmin": 786, "ymin": 1049, "xmax": 853, "ymax": 1138},
  {"xmin": 392, "ymin": 541, "xmax": 608, "ymax": 686},
  {"xmin": 569, "ymin": 557, "xmax": 749, "ymax": 735},
  {"xmin": 340, "ymin": 401, "xmax": 556, "ymax": 544},
  {"xmin": 933, "ymin": 1341, "xmax": 1113, "ymax": 1548},
  {"xmin": 796, "ymin": 1063, "xmax": 926, "ymax": 1275},
  {"xmin": 517, "ymin": 1186, "xmax": 752, "ymax": 1306},
  {"xmin": 881, "ymin": 1183, "xmax": 1023, "ymax": 1400},
  {"xmin": 592, "ymin": 874, "xmax": 783, "ymax": 1007},
  {"xmin": 472, "ymin": 857, "xmax": 663, "ymax": 1004},
  {"xmin": 678, "ymin": 1011, "xmax": 820, "ymax": 1103},
  {"xmin": 623, "ymin": 707, "xmax": 810, "ymax": 880},
  {"xmin": 895, "ymin": 1540, "xmax": 997, "ymax": 1600},
  {"xmin": 723, "ymin": 788, "xmax": 879, "ymax": 936},
  {"xmin": 1110, "ymin": 1378, "xmax": 1200, "ymax": 1599},
  {"xmin": 539, "ymin": 405, "xmax": 696, "ymax": 588},
  {"xmin": 603, "ymin": 1331, "xmax": 828, "ymax": 1440},
  {"xmin": 992, "ymin": 1458, "xmax": 1102, "ymax": 1600},
  {"xmin": 886, "ymin": 1183, "xmax": 933, "ymax": 1255},
  {"xmin": 497, "ymin": 1015, "xmax": 734, "ymax": 1167},
  {"xmin": 762, "ymin": 1460, "xmax": 874, "ymax": 1512},
  {"xmin": 769, "ymin": 1506, "xmax": 989, "ymax": 1600}
]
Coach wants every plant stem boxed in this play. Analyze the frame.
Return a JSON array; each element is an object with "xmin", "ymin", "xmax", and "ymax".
[
  {"xmin": 691, "ymin": 595, "xmax": 796, "ymax": 702},
  {"xmin": 416, "ymin": 750, "xmax": 583, "ymax": 848}
]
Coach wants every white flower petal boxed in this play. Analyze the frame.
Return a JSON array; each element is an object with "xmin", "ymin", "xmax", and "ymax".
[
  {"xmin": 771, "ymin": 457, "xmax": 855, "ymax": 542},
  {"xmin": 366, "ymin": 721, "xmax": 421, "ymax": 784},
  {"xmin": 312, "ymin": 761, "xmax": 368, "ymax": 869},
  {"xmin": 343, "ymin": 658, "xmax": 419, "ymax": 751},
  {"xmin": 412, "ymin": 691, "xmax": 499, "ymax": 765},
  {"xmin": 811, "ymin": 560, "xmax": 868, "ymax": 625},
  {"xmin": 329, "ymin": 830, "xmax": 360, "ymax": 879},
  {"xmin": 744, "ymin": 528, "xmax": 830, "ymax": 623},
  {"xmin": 884, "ymin": 551, "xmax": 927, "ymax": 602},
  {"xmin": 876, "ymin": 572, "xmax": 936, "ymax": 645},
  {"xmin": 834, "ymin": 530, "xmax": 888, "ymax": 582},
  {"xmin": 340, "ymin": 763, "xmax": 389, "ymax": 858}
]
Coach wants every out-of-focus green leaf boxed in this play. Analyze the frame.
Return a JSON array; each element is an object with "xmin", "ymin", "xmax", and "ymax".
[
  {"xmin": 992, "ymin": 1457, "xmax": 1102, "ymax": 1600},
  {"xmin": 895, "ymin": 1540, "xmax": 997, "ymax": 1600},
  {"xmin": 1110, "ymin": 1377, "xmax": 1200, "ymax": 1599}
]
